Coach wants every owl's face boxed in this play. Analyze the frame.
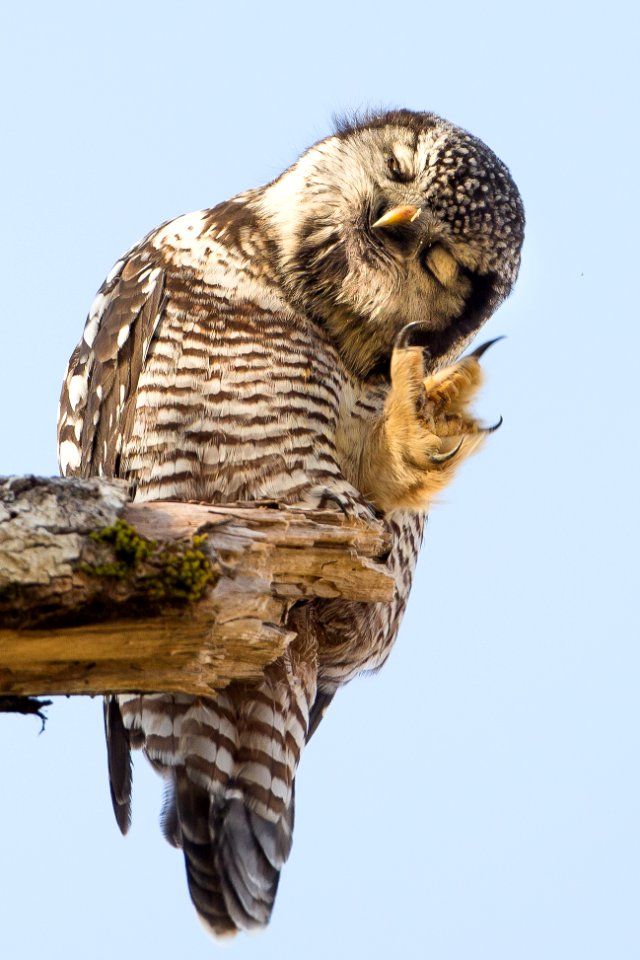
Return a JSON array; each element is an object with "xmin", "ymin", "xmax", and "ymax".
[{"xmin": 259, "ymin": 110, "xmax": 525, "ymax": 377}]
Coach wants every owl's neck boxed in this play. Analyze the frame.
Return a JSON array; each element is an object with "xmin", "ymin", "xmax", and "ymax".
[{"xmin": 199, "ymin": 190, "xmax": 393, "ymax": 382}]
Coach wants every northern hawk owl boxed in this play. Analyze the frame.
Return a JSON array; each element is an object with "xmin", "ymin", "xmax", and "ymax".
[{"xmin": 58, "ymin": 109, "xmax": 524, "ymax": 937}]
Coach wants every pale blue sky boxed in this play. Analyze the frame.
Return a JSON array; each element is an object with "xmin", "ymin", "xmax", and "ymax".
[{"xmin": 1, "ymin": 2, "xmax": 639, "ymax": 958}]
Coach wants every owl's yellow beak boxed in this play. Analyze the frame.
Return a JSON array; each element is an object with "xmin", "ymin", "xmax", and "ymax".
[{"xmin": 371, "ymin": 204, "xmax": 422, "ymax": 229}]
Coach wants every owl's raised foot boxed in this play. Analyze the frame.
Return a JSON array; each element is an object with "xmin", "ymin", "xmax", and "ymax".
[{"xmin": 359, "ymin": 330, "xmax": 502, "ymax": 513}]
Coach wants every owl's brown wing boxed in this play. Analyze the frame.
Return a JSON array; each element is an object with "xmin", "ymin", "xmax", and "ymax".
[
  {"xmin": 57, "ymin": 244, "xmax": 165, "ymax": 480},
  {"xmin": 57, "ymin": 217, "xmax": 322, "ymax": 937},
  {"xmin": 59, "ymin": 241, "xmax": 166, "ymax": 835}
]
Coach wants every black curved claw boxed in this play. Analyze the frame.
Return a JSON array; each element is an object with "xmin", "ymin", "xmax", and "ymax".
[
  {"xmin": 316, "ymin": 489, "xmax": 352, "ymax": 516},
  {"xmin": 395, "ymin": 321, "xmax": 432, "ymax": 351},
  {"xmin": 429, "ymin": 438, "xmax": 463, "ymax": 464},
  {"xmin": 479, "ymin": 415, "xmax": 503, "ymax": 434},
  {"xmin": 471, "ymin": 335, "xmax": 506, "ymax": 359}
]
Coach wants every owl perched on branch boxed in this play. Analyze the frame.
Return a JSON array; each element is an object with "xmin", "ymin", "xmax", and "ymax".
[{"xmin": 58, "ymin": 109, "xmax": 524, "ymax": 937}]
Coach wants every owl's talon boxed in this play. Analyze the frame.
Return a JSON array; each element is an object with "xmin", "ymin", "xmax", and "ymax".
[
  {"xmin": 317, "ymin": 490, "xmax": 351, "ymax": 514},
  {"xmin": 429, "ymin": 439, "xmax": 464, "ymax": 464},
  {"xmin": 305, "ymin": 485, "xmax": 377, "ymax": 523},
  {"xmin": 394, "ymin": 320, "xmax": 431, "ymax": 351},
  {"xmin": 470, "ymin": 335, "xmax": 506, "ymax": 359},
  {"xmin": 479, "ymin": 415, "xmax": 503, "ymax": 434}
]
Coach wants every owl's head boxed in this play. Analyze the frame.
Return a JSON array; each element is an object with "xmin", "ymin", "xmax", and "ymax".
[{"xmin": 258, "ymin": 110, "xmax": 525, "ymax": 377}]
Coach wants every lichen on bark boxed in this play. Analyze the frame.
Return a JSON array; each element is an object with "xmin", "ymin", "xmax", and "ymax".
[{"xmin": 81, "ymin": 519, "xmax": 216, "ymax": 603}]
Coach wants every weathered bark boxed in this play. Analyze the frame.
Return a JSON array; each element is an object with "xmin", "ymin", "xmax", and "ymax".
[{"xmin": 0, "ymin": 476, "xmax": 393, "ymax": 698}]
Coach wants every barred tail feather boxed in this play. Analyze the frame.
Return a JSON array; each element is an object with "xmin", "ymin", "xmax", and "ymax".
[
  {"xmin": 104, "ymin": 617, "xmax": 316, "ymax": 937},
  {"xmin": 170, "ymin": 780, "xmax": 292, "ymax": 936}
]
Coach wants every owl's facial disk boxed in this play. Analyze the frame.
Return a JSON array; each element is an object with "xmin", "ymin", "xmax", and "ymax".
[{"xmin": 260, "ymin": 111, "xmax": 524, "ymax": 378}]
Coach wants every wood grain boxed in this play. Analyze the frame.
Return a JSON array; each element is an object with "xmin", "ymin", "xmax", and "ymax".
[{"xmin": 0, "ymin": 477, "xmax": 393, "ymax": 697}]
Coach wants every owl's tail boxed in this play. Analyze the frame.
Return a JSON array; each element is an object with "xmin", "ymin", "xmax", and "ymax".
[
  {"xmin": 161, "ymin": 767, "xmax": 295, "ymax": 936},
  {"xmin": 104, "ymin": 617, "xmax": 317, "ymax": 937}
]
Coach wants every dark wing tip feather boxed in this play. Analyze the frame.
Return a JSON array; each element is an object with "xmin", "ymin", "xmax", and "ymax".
[
  {"xmin": 103, "ymin": 696, "xmax": 132, "ymax": 835},
  {"xmin": 306, "ymin": 690, "xmax": 335, "ymax": 742}
]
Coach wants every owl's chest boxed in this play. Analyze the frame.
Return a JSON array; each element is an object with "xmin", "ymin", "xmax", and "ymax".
[{"xmin": 124, "ymin": 294, "xmax": 363, "ymax": 502}]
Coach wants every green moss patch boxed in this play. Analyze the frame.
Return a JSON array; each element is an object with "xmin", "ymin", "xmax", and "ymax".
[{"xmin": 81, "ymin": 520, "xmax": 215, "ymax": 603}]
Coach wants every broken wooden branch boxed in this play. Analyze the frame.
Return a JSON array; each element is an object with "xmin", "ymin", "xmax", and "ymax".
[{"xmin": 0, "ymin": 476, "xmax": 393, "ymax": 699}]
